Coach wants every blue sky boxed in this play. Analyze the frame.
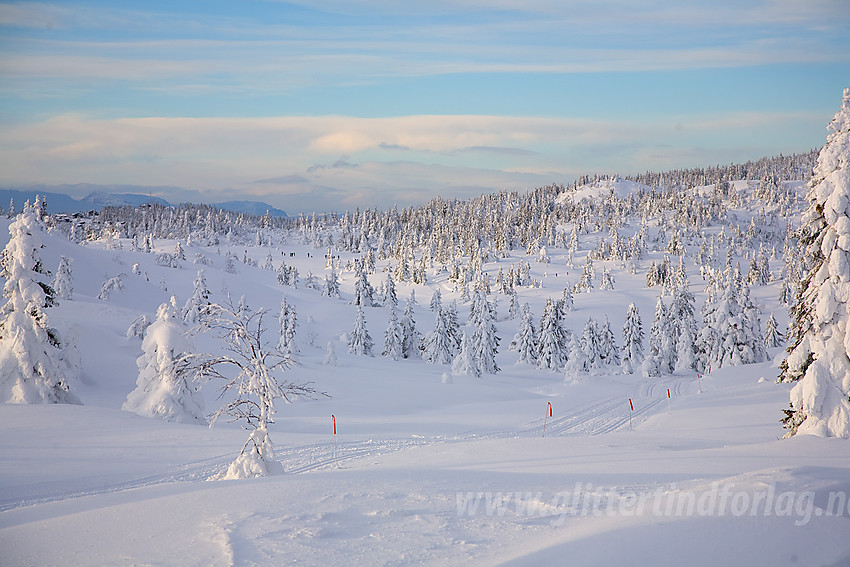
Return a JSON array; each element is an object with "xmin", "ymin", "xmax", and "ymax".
[{"xmin": 1, "ymin": 1, "xmax": 848, "ymax": 213}]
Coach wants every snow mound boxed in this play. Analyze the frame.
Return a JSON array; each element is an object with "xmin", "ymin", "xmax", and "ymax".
[{"xmin": 555, "ymin": 178, "xmax": 649, "ymax": 205}]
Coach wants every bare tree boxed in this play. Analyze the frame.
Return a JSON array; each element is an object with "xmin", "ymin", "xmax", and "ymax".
[{"xmin": 185, "ymin": 296, "xmax": 325, "ymax": 479}]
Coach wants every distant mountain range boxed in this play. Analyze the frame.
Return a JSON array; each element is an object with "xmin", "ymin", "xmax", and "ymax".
[{"xmin": 0, "ymin": 188, "xmax": 288, "ymax": 217}]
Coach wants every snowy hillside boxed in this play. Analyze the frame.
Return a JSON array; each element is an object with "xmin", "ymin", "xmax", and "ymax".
[
  {"xmin": 1, "ymin": 146, "xmax": 849, "ymax": 566},
  {"xmin": 555, "ymin": 177, "xmax": 650, "ymax": 204}
]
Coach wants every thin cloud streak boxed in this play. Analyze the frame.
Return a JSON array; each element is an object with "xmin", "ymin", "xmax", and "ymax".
[
  {"xmin": 2, "ymin": 2, "xmax": 847, "ymax": 93},
  {"xmin": 3, "ymin": 36, "xmax": 845, "ymax": 87}
]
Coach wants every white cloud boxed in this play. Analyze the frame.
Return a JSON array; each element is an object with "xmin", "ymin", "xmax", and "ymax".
[
  {"xmin": 0, "ymin": 111, "xmax": 826, "ymax": 212},
  {"xmin": 268, "ymin": 0, "xmax": 849, "ymax": 26}
]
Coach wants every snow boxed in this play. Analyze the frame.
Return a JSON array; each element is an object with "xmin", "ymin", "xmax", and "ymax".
[
  {"xmin": 2, "ymin": 164, "xmax": 850, "ymax": 565},
  {"xmin": 2, "ymin": 368, "xmax": 850, "ymax": 566},
  {"xmin": 555, "ymin": 178, "xmax": 649, "ymax": 204}
]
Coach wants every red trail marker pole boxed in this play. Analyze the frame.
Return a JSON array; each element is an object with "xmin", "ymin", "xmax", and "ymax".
[
  {"xmin": 667, "ymin": 388, "xmax": 671, "ymax": 413},
  {"xmin": 542, "ymin": 402, "xmax": 553, "ymax": 438},
  {"xmin": 332, "ymin": 414, "xmax": 337, "ymax": 460},
  {"xmin": 628, "ymin": 398, "xmax": 634, "ymax": 430}
]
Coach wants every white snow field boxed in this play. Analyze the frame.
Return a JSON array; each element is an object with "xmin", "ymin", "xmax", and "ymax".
[{"xmin": 2, "ymin": 173, "xmax": 850, "ymax": 566}]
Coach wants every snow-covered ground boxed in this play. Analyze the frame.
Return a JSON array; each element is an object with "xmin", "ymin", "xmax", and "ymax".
[{"xmin": 1, "ymin": 185, "xmax": 849, "ymax": 566}]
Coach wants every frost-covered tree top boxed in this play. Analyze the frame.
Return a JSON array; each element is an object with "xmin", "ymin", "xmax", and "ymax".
[
  {"xmin": 2, "ymin": 202, "xmax": 53, "ymax": 310},
  {"xmin": 780, "ymin": 88, "xmax": 850, "ymax": 438},
  {"xmin": 182, "ymin": 269, "xmax": 210, "ymax": 324},
  {"xmin": 0, "ymin": 202, "xmax": 78, "ymax": 404},
  {"xmin": 53, "ymin": 256, "xmax": 73, "ymax": 301}
]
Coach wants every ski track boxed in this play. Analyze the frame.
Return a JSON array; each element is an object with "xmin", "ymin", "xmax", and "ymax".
[
  {"xmin": 0, "ymin": 452, "xmax": 234, "ymax": 513},
  {"xmin": 0, "ymin": 381, "xmax": 685, "ymax": 512}
]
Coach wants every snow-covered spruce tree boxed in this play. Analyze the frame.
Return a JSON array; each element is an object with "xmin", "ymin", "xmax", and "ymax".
[
  {"xmin": 562, "ymin": 285, "xmax": 574, "ymax": 312},
  {"xmin": 563, "ymin": 332, "xmax": 587, "ymax": 382},
  {"xmin": 225, "ymin": 253, "xmax": 238, "ymax": 274},
  {"xmin": 277, "ymin": 263, "xmax": 290, "ymax": 286},
  {"xmin": 430, "ymin": 288, "xmax": 442, "ymax": 312},
  {"xmin": 779, "ymin": 88, "xmax": 850, "ymax": 438},
  {"xmin": 97, "ymin": 274, "xmax": 125, "ymax": 301},
  {"xmin": 126, "ymin": 313, "xmax": 150, "ymax": 340},
  {"xmin": 575, "ymin": 256, "xmax": 594, "ymax": 293},
  {"xmin": 764, "ymin": 313, "xmax": 785, "ymax": 349},
  {"xmin": 323, "ymin": 339, "xmax": 338, "ymax": 366},
  {"xmin": 182, "ymin": 269, "xmax": 211, "ymax": 324},
  {"xmin": 537, "ymin": 298, "xmax": 569, "ymax": 371},
  {"xmin": 443, "ymin": 301, "xmax": 462, "ymax": 352},
  {"xmin": 508, "ymin": 288, "xmax": 520, "ymax": 320},
  {"xmin": 351, "ymin": 270, "xmax": 375, "ymax": 307},
  {"xmin": 621, "ymin": 303, "xmax": 644, "ymax": 374},
  {"xmin": 451, "ymin": 331, "xmax": 480, "ymax": 378},
  {"xmin": 0, "ymin": 203, "xmax": 78, "ymax": 404},
  {"xmin": 52, "ymin": 255, "xmax": 73, "ymax": 301},
  {"xmin": 401, "ymin": 297, "xmax": 421, "ymax": 359},
  {"xmin": 123, "ymin": 296, "xmax": 205, "ymax": 424},
  {"xmin": 466, "ymin": 287, "xmax": 486, "ymax": 326},
  {"xmin": 737, "ymin": 281, "xmax": 767, "ymax": 364},
  {"xmin": 324, "ymin": 267, "xmax": 341, "ymax": 298},
  {"xmin": 658, "ymin": 298, "xmax": 677, "ymax": 373},
  {"xmin": 382, "ymin": 273, "xmax": 398, "ymax": 308},
  {"xmin": 348, "ymin": 305, "xmax": 374, "ymax": 356},
  {"xmin": 600, "ymin": 268, "xmax": 615, "ymax": 291},
  {"xmin": 643, "ymin": 296, "xmax": 673, "ymax": 377},
  {"xmin": 697, "ymin": 275, "xmax": 765, "ymax": 370},
  {"xmin": 459, "ymin": 281, "xmax": 470, "ymax": 303},
  {"xmin": 580, "ymin": 317, "xmax": 603, "ymax": 373},
  {"xmin": 185, "ymin": 297, "xmax": 325, "ymax": 478},
  {"xmin": 695, "ymin": 277, "xmax": 723, "ymax": 372},
  {"xmin": 598, "ymin": 315, "xmax": 621, "ymax": 369},
  {"xmin": 469, "ymin": 289, "xmax": 500, "ymax": 374},
  {"xmin": 382, "ymin": 304, "xmax": 404, "ymax": 361},
  {"xmin": 277, "ymin": 296, "xmax": 297, "ymax": 362},
  {"xmin": 778, "ymin": 278, "xmax": 794, "ymax": 306},
  {"xmin": 422, "ymin": 308, "xmax": 455, "ymax": 365},
  {"xmin": 511, "ymin": 303, "xmax": 538, "ymax": 365},
  {"xmin": 670, "ymin": 284, "xmax": 697, "ymax": 372}
]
